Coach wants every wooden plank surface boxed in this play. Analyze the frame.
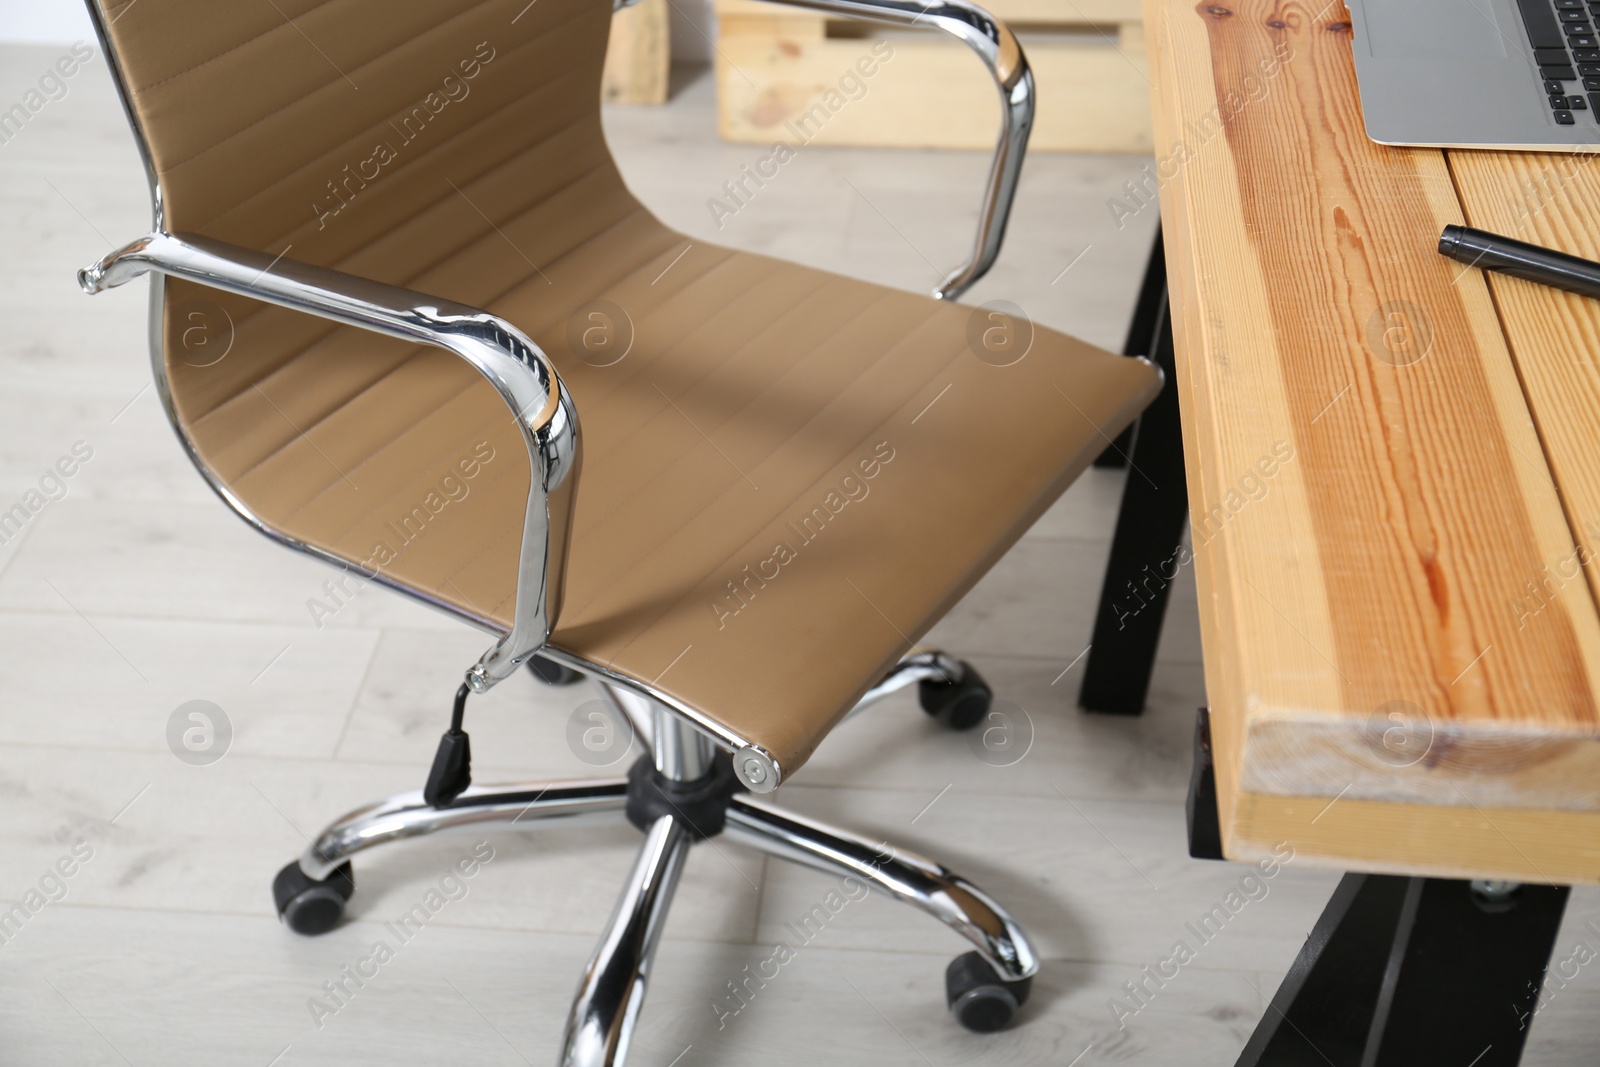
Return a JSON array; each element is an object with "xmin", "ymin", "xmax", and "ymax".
[
  {"xmin": 713, "ymin": 0, "xmax": 1153, "ymax": 153},
  {"xmin": 1146, "ymin": 0, "xmax": 1600, "ymax": 883},
  {"xmin": 1451, "ymin": 152, "xmax": 1600, "ymax": 614},
  {"xmin": 602, "ymin": 0, "xmax": 669, "ymax": 105},
  {"xmin": 716, "ymin": 0, "xmax": 1144, "ymax": 22}
]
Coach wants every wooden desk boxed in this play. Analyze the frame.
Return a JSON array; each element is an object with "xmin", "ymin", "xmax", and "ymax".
[{"xmin": 1144, "ymin": 0, "xmax": 1600, "ymax": 886}]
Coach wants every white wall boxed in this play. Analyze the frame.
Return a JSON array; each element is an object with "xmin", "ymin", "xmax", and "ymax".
[{"xmin": 0, "ymin": 0, "xmax": 95, "ymax": 44}]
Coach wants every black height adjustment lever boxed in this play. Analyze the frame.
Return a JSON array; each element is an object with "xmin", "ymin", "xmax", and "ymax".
[{"xmin": 423, "ymin": 683, "xmax": 473, "ymax": 807}]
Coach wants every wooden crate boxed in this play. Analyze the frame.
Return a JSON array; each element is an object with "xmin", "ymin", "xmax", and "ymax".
[
  {"xmin": 713, "ymin": 0, "xmax": 1150, "ymax": 153},
  {"xmin": 603, "ymin": 0, "xmax": 670, "ymax": 105}
]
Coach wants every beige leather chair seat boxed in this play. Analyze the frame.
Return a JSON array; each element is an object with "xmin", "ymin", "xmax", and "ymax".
[
  {"xmin": 172, "ymin": 230, "xmax": 1154, "ymax": 773},
  {"xmin": 110, "ymin": 0, "xmax": 1158, "ymax": 776}
]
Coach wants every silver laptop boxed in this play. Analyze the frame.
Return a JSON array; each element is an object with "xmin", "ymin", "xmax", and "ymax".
[{"xmin": 1348, "ymin": 0, "xmax": 1600, "ymax": 149}]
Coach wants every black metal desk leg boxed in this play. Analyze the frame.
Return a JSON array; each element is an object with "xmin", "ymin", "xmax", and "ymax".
[
  {"xmin": 1079, "ymin": 284, "xmax": 1187, "ymax": 715},
  {"xmin": 1185, "ymin": 708, "xmax": 1223, "ymax": 861},
  {"xmin": 1095, "ymin": 224, "xmax": 1166, "ymax": 469},
  {"xmin": 1238, "ymin": 874, "xmax": 1570, "ymax": 1067}
]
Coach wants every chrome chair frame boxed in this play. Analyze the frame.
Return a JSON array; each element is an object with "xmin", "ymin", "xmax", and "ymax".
[
  {"xmin": 290, "ymin": 684, "xmax": 1038, "ymax": 1067},
  {"xmin": 748, "ymin": 0, "xmax": 1036, "ymax": 301},
  {"xmin": 614, "ymin": 0, "xmax": 1034, "ymax": 300},
  {"xmin": 78, "ymin": 0, "xmax": 1035, "ymax": 792},
  {"xmin": 78, "ymin": 1, "xmax": 1041, "ymax": 1062},
  {"xmin": 79, "ymin": 233, "xmax": 580, "ymax": 695}
]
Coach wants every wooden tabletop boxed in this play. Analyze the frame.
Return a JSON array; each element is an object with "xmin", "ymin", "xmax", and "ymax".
[{"xmin": 1146, "ymin": 0, "xmax": 1600, "ymax": 884}]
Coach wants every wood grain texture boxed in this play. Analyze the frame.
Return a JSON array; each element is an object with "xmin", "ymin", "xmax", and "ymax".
[
  {"xmin": 1451, "ymin": 151, "xmax": 1600, "ymax": 619},
  {"xmin": 603, "ymin": 0, "xmax": 670, "ymax": 105},
  {"xmin": 1146, "ymin": 0, "xmax": 1600, "ymax": 882},
  {"xmin": 713, "ymin": 0, "xmax": 1153, "ymax": 153}
]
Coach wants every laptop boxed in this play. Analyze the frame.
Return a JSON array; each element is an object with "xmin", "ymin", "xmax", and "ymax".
[{"xmin": 1347, "ymin": 0, "xmax": 1600, "ymax": 149}]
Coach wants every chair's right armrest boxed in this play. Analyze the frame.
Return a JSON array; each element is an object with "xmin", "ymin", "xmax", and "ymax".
[
  {"xmin": 79, "ymin": 231, "xmax": 580, "ymax": 693},
  {"xmin": 745, "ymin": 0, "xmax": 1034, "ymax": 300}
]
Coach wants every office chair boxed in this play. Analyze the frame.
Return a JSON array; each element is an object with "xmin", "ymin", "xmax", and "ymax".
[{"xmin": 77, "ymin": 0, "xmax": 1160, "ymax": 1061}]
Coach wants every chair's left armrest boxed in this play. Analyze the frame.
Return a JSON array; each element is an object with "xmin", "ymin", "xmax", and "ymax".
[
  {"xmin": 79, "ymin": 231, "xmax": 579, "ymax": 693},
  {"xmin": 745, "ymin": 0, "xmax": 1034, "ymax": 300}
]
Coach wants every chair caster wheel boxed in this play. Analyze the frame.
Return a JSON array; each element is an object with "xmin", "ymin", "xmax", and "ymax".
[
  {"xmin": 918, "ymin": 661, "xmax": 991, "ymax": 730},
  {"xmin": 273, "ymin": 860, "xmax": 354, "ymax": 936},
  {"xmin": 528, "ymin": 655, "xmax": 583, "ymax": 686},
  {"xmin": 946, "ymin": 951, "xmax": 1032, "ymax": 1033}
]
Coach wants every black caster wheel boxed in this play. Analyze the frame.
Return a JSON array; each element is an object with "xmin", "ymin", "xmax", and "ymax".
[
  {"xmin": 946, "ymin": 951, "xmax": 1032, "ymax": 1033},
  {"xmin": 528, "ymin": 654, "xmax": 583, "ymax": 686},
  {"xmin": 918, "ymin": 661, "xmax": 992, "ymax": 731},
  {"xmin": 273, "ymin": 860, "xmax": 354, "ymax": 936}
]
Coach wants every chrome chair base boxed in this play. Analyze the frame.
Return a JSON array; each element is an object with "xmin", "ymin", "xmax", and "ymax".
[{"xmin": 275, "ymin": 665, "xmax": 1037, "ymax": 1067}]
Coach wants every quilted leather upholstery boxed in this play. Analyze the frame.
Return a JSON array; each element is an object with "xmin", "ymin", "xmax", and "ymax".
[{"xmin": 94, "ymin": 0, "xmax": 1160, "ymax": 773}]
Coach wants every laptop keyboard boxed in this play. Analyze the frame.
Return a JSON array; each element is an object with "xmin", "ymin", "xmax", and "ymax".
[{"xmin": 1518, "ymin": 0, "xmax": 1600, "ymax": 123}]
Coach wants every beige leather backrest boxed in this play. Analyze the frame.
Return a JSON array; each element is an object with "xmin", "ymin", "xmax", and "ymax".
[{"xmin": 94, "ymin": 0, "xmax": 625, "ymax": 429}]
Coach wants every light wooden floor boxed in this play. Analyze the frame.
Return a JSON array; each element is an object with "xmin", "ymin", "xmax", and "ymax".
[{"xmin": 0, "ymin": 45, "xmax": 1595, "ymax": 1066}]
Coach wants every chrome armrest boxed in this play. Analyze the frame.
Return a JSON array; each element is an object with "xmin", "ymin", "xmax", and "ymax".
[
  {"xmin": 78, "ymin": 231, "xmax": 579, "ymax": 694},
  {"xmin": 749, "ymin": 0, "xmax": 1034, "ymax": 300}
]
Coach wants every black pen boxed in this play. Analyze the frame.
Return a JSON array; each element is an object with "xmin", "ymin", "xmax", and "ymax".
[{"xmin": 1439, "ymin": 225, "xmax": 1600, "ymax": 301}]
